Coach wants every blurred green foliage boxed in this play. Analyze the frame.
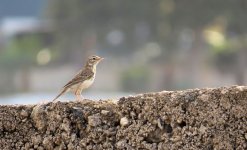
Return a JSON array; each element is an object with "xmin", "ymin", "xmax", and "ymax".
[
  {"xmin": 45, "ymin": 0, "xmax": 247, "ymax": 52},
  {"xmin": 1, "ymin": 34, "xmax": 42, "ymax": 67}
]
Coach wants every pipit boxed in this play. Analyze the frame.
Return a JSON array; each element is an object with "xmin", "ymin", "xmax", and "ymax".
[{"xmin": 53, "ymin": 55, "xmax": 104, "ymax": 101}]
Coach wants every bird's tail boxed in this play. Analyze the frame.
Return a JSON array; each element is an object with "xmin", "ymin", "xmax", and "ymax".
[{"xmin": 53, "ymin": 88, "xmax": 67, "ymax": 101}]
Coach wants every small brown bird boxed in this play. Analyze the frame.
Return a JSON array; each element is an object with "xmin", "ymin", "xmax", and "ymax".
[{"xmin": 53, "ymin": 55, "xmax": 104, "ymax": 101}]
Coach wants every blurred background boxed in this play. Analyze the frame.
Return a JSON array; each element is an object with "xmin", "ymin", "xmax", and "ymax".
[{"xmin": 0, "ymin": 0, "xmax": 247, "ymax": 104}]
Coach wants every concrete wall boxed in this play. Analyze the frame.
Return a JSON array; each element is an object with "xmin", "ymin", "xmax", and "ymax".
[{"xmin": 1, "ymin": 86, "xmax": 247, "ymax": 149}]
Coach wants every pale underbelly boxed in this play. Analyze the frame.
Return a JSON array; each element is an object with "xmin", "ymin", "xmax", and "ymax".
[{"xmin": 69, "ymin": 77, "xmax": 95, "ymax": 92}]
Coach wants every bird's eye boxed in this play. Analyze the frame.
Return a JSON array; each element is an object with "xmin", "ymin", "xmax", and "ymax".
[{"xmin": 92, "ymin": 57, "xmax": 96, "ymax": 60}]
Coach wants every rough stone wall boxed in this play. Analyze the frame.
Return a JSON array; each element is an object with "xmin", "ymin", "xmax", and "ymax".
[{"xmin": 0, "ymin": 86, "xmax": 247, "ymax": 150}]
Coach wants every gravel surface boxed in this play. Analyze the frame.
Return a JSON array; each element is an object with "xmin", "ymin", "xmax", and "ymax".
[{"xmin": 0, "ymin": 86, "xmax": 247, "ymax": 149}]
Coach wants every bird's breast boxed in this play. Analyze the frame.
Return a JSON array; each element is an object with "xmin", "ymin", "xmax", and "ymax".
[{"xmin": 80, "ymin": 75, "xmax": 95, "ymax": 89}]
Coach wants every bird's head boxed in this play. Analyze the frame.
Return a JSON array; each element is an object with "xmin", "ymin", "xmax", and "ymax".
[{"xmin": 87, "ymin": 55, "xmax": 104, "ymax": 67}]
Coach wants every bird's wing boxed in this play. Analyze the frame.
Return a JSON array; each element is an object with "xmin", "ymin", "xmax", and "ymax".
[{"xmin": 63, "ymin": 69, "xmax": 94, "ymax": 89}]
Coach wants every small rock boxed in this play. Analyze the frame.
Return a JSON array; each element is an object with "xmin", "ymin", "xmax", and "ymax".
[
  {"xmin": 116, "ymin": 140, "xmax": 127, "ymax": 148},
  {"xmin": 157, "ymin": 118, "xmax": 163, "ymax": 130},
  {"xmin": 31, "ymin": 105, "xmax": 47, "ymax": 130},
  {"xmin": 43, "ymin": 136, "xmax": 54, "ymax": 150},
  {"xmin": 130, "ymin": 111, "xmax": 136, "ymax": 118},
  {"xmin": 171, "ymin": 136, "xmax": 181, "ymax": 142},
  {"xmin": 101, "ymin": 110, "xmax": 109, "ymax": 115},
  {"xmin": 32, "ymin": 135, "xmax": 42, "ymax": 145},
  {"xmin": 199, "ymin": 94, "xmax": 209, "ymax": 102},
  {"xmin": 61, "ymin": 118, "xmax": 71, "ymax": 133},
  {"xmin": 24, "ymin": 143, "xmax": 30, "ymax": 149},
  {"xmin": 37, "ymin": 146, "xmax": 44, "ymax": 150},
  {"xmin": 88, "ymin": 114, "xmax": 102, "ymax": 127},
  {"xmin": 71, "ymin": 133, "xmax": 76, "ymax": 142},
  {"xmin": 20, "ymin": 110, "xmax": 28, "ymax": 117},
  {"xmin": 199, "ymin": 125, "xmax": 207, "ymax": 134},
  {"xmin": 72, "ymin": 107, "xmax": 82, "ymax": 110},
  {"xmin": 67, "ymin": 142, "xmax": 74, "ymax": 150},
  {"xmin": 120, "ymin": 117, "xmax": 129, "ymax": 127},
  {"xmin": 221, "ymin": 89, "xmax": 228, "ymax": 94}
]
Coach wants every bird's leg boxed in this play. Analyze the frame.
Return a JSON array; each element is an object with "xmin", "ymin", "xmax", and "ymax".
[
  {"xmin": 76, "ymin": 95, "xmax": 81, "ymax": 101},
  {"xmin": 75, "ymin": 89, "xmax": 83, "ymax": 101}
]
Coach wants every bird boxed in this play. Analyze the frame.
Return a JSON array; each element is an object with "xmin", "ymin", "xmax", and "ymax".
[{"xmin": 53, "ymin": 55, "xmax": 104, "ymax": 101}]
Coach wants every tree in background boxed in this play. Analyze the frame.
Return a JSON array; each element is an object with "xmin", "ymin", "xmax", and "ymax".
[
  {"xmin": 0, "ymin": 31, "xmax": 53, "ymax": 93},
  {"xmin": 45, "ymin": 0, "xmax": 247, "ymax": 90}
]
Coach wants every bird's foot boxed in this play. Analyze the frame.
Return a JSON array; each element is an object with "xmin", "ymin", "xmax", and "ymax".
[
  {"xmin": 38, "ymin": 99, "xmax": 49, "ymax": 105},
  {"xmin": 76, "ymin": 95, "xmax": 84, "ymax": 101}
]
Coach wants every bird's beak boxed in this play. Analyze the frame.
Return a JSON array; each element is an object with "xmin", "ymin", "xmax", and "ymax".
[{"xmin": 99, "ymin": 57, "xmax": 104, "ymax": 61}]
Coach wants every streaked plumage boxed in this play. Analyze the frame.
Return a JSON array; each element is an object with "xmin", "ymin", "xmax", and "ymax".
[{"xmin": 53, "ymin": 55, "xmax": 103, "ymax": 101}]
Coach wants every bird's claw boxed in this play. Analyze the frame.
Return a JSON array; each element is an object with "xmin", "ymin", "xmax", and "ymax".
[{"xmin": 76, "ymin": 95, "xmax": 84, "ymax": 101}]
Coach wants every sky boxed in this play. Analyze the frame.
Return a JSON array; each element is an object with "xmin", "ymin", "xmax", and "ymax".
[{"xmin": 0, "ymin": 0, "xmax": 46, "ymax": 19}]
